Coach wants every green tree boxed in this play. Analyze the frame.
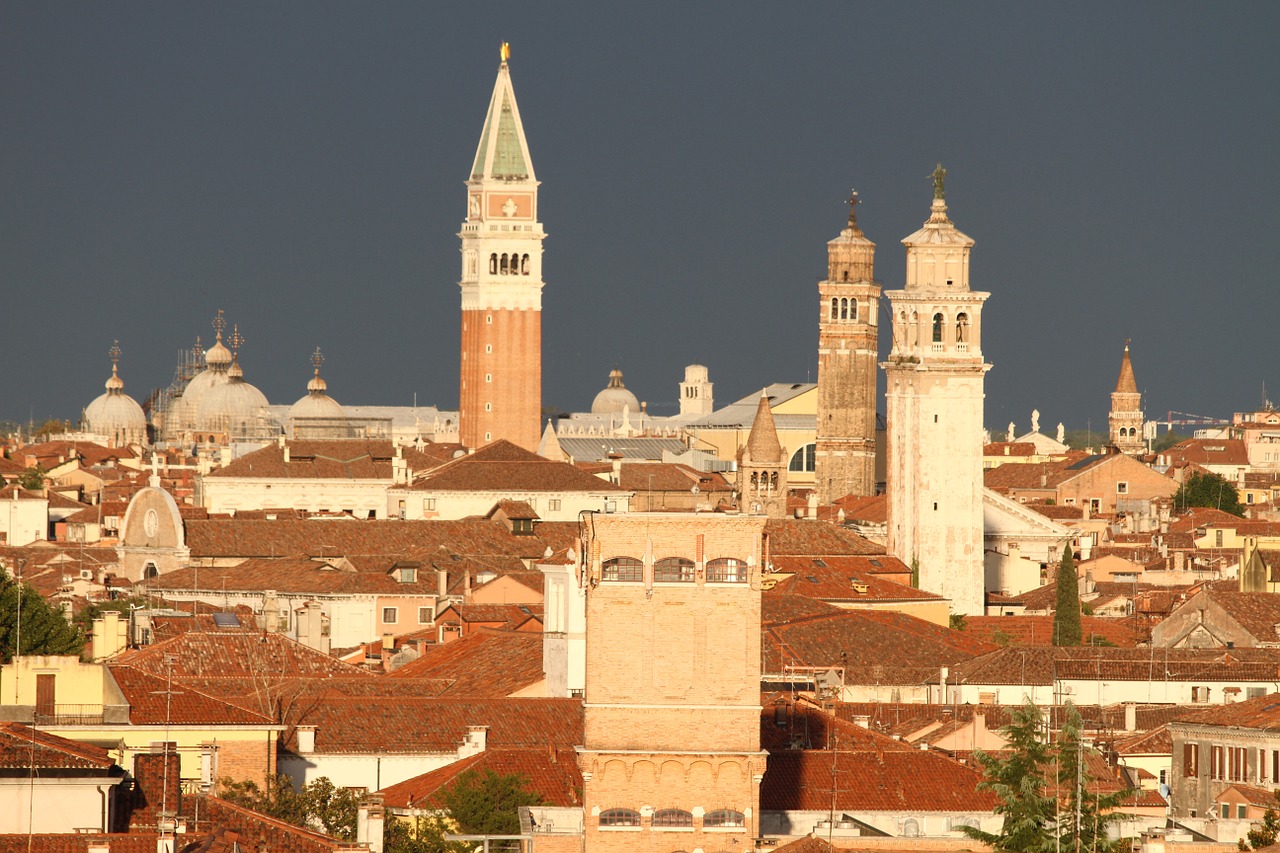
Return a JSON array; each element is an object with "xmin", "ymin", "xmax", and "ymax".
[
  {"xmin": 1055, "ymin": 704, "xmax": 1131, "ymax": 853},
  {"xmin": 963, "ymin": 700, "xmax": 1057, "ymax": 852},
  {"xmin": 303, "ymin": 777, "xmax": 361, "ymax": 840},
  {"xmin": 33, "ymin": 420, "xmax": 69, "ymax": 440},
  {"xmin": 384, "ymin": 814, "xmax": 468, "ymax": 853},
  {"xmin": 1053, "ymin": 545, "xmax": 1082, "ymax": 647},
  {"xmin": 0, "ymin": 567, "xmax": 84, "ymax": 662},
  {"xmin": 1153, "ymin": 431, "xmax": 1190, "ymax": 453},
  {"xmin": 218, "ymin": 774, "xmax": 356, "ymax": 837},
  {"xmin": 1242, "ymin": 791, "xmax": 1280, "ymax": 850},
  {"xmin": 442, "ymin": 769, "xmax": 542, "ymax": 838},
  {"xmin": 1174, "ymin": 470, "xmax": 1245, "ymax": 517},
  {"xmin": 16, "ymin": 466, "xmax": 47, "ymax": 491}
]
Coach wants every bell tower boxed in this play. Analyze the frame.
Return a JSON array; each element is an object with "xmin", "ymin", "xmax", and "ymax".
[
  {"xmin": 1108, "ymin": 341, "xmax": 1144, "ymax": 455},
  {"xmin": 458, "ymin": 43, "xmax": 545, "ymax": 451},
  {"xmin": 883, "ymin": 166, "xmax": 990, "ymax": 615},
  {"xmin": 815, "ymin": 190, "xmax": 880, "ymax": 504}
]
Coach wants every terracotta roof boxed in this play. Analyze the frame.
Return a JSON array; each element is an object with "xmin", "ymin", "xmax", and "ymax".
[
  {"xmin": 184, "ymin": 517, "xmax": 578, "ymax": 561},
  {"xmin": 760, "ymin": 707, "xmax": 996, "ymax": 812},
  {"xmin": 1167, "ymin": 506, "xmax": 1246, "ymax": 533},
  {"xmin": 1172, "ymin": 690, "xmax": 1280, "ymax": 730},
  {"xmin": 12, "ymin": 441, "xmax": 137, "ymax": 468},
  {"xmin": 389, "ymin": 628, "xmax": 544, "ymax": 696},
  {"xmin": 380, "ymin": 747, "xmax": 581, "ymax": 808},
  {"xmin": 984, "ymin": 454, "xmax": 1090, "ymax": 491},
  {"xmin": 766, "ymin": 555, "xmax": 936, "ymax": 602},
  {"xmin": 1160, "ymin": 439, "xmax": 1250, "ymax": 467},
  {"xmin": 744, "ymin": 392, "xmax": 785, "ymax": 464},
  {"xmin": 440, "ymin": 603, "xmax": 543, "ymax": 630},
  {"xmin": 0, "ymin": 836, "xmax": 159, "ymax": 853},
  {"xmin": 762, "ymin": 595, "xmax": 993, "ymax": 684},
  {"xmin": 1202, "ymin": 591, "xmax": 1280, "ymax": 641},
  {"xmin": 112, "ymin": 630, "xmax": 372, "ymax": 680},
  {"xmin": 206, "ymin": 439, "xmax": 405, "ymax": 480},
  {"xmin": 763, "ymin": 519, "xmax": 883, "ymax": 556},
  {"xmin": 984, "ymin": 441, "xmax": 1039, "ymax": 457},
  {"xmin": 0, "ymin": 722, "xmax": 115, "ymax": 770},
  {"xmin": 108, "ymin": 665, "xmax": 275, "ymax": 726},
  {"xmin": 948, "ymin": 647, "xmax": 1280, "ymax": 687},
  {"xmin": 283, "ymin": 697, "xmax": 583, "ymax": 754},
  {"xmin": 144, "ymin": 556, "xmax": 448, "ymax": 596},
  {"xmin": 615, "ymin": 462, "xmax": 732, "ymax": 494},
  {"xmin": 1115, "ymin": 345, "xmax": 1139, "ymax": 394},
  {"xmin": 831, "ymin": 493, "xmax": 887, "ymax": 524},
  {"xmin": 405, "ymin": 439, "xmax": 627, "ymax": 493},
  {"xmin": 964, "ymin": 615, "xmax": 1139, "ymax": 648},
  {"xmin": 1113, "ymin": 724, "xmax": 1172, "ymax": 755}
]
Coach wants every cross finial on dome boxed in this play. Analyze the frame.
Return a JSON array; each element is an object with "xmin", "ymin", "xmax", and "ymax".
[
  {"xmin": 847, "ymin": 188, "xmax": 860, "ymax": 227},
  {"xmin": 311, "ymin": 347, "xmax": 324, "ymax": 375},
  {"xmin": 229, "ymin": 324, "xmax": 244, "ymax": 356},
  {"xmin": 108, "ymin": 340, "xmax": 121, "ymax": 371},
  {"xmin": 212, "ymin": 309, "xmax": 226, "ymax": 341},
  {"xmin": 193, "ymin": 336, "xmax": 203, "ymax": 357}
]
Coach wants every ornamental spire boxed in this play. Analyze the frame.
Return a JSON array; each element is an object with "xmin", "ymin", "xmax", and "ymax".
[{"xmin": 470, "ymin": 43, "xmax": 535, "ymax": 182}]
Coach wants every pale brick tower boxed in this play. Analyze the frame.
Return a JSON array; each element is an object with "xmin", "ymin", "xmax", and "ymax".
[
  {"xmin": 458, "ymin": 43, "xmax": 545, "ymax": 452},
  {"xmin": 1108, "ymin": 341, "xmax": 1144, "ymax": 455},
  {"xmin": 738, "ymin": 391, "xmax": 788, "ymax": 518},
  {"xmin": 578, "ymin": 513, "xmax": 768, "ymax": 853},
  {"xmin": 815, "ymin": 190, "xmax": 881, "ymax": 505},
  {"xmin": 883, "ymin": 166, "xmax": 990, "ymax": 616}
]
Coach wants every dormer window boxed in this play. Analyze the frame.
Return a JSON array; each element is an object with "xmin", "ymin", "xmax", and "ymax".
[{"xmin": 392, "ymin": 562, "xmax": 420, "ymax": 583}]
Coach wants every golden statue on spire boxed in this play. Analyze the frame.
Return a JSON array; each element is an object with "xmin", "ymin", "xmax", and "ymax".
[{"xmin": 500, "ymin": 42, "xmax": 510, "ymax": 63}]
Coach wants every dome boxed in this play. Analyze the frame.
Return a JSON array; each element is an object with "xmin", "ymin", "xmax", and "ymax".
[
  {"xmin": 289, "ymin": 348, "xmax": 345, "ymax": 422},
  {"xmin": 197, "ymin": 358, "xmax": 270, "ymax": 437},
  {"xmin": 84, "ymin": 342, "xmax": 147, "ymax": 446},
  {"xmin": 591, "ymin": 368, "xmax": 640, "ymax": 415}
]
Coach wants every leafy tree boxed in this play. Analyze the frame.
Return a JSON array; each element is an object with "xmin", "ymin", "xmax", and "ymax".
[
  {"xmin": 303, "ymin": 777, "xmax": 360, "ymax": 840},
  {"xmin": 1055, "ymin": 704, "xmax": 1131, "ymax": 853},
  {"xmin": 16, "ymin": 466, "xmax": 47, "ymax": 491},
  {"xmin": 1174, "ymin": 470, "xmax": 1245, "ymax": 517},
  {"xmin": 1241, "ymin": 790, "xmax": 1280, "ymax": 850},
  {"xmin": 949, "ymin": 613, "xmax": 967, "ymax": 631},
  {"xmin": 963, "ymin": 700, "xmax": 1057, "ymax": 852},
  {"xmin": 33, "ymin": 419, "xmax": 69, "ymax": 440},
  {"xmin": 0, "ymin": 567, "xmax": 84, "ymax": 662},
  {"xmin": 218, "ymin": 774, "xmax": 356, "ymax": 838},
  {"xmin": 1053, "ymin": 545, "xmax": 1082, "ymax": 647},
  {"xmin": 442, "ymin": 769, "xmax": 542, "ymax": 839},
  {"xmin": 72, "ymin": 596, "xmax": 148, "ymax": 632},
  {"xmin": 1153, "ymin": 431, "xmax": 1190, "ymax": 453},
  {"xmin": 990, "ymin": 628, "xmax": 1013, "ymax": 647},
  {"xmin": 384, "ymin": 814, "xmax": 469, "ymax": 853}
]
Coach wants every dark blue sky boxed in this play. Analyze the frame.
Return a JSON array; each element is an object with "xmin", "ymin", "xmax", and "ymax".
[{"xmin": 4, "ymin": 4, "xmax": 1278, "ymax": 434}]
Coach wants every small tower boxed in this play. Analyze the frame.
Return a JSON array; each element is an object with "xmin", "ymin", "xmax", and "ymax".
[
  {"xmin": 883, "ymin": 165, "xmax": 991, "ymax": 616},
  {"xmin": 815, "ymin": 189, "xmax": 881, "ymax": 504},
  {"xmin": 738, "ymin": 391, "xmax": 788, "ymax": 518},
  {"xmin": 678, "ymin": 364, "xmax": 714, "ymax": 417},
  {"xmin": 458, "ymin": 43, "xmax": 546, "ymax": 452},
  {"xmin": 1108, "ymin": 341, "xmax": 1144, "ymax": 455}
]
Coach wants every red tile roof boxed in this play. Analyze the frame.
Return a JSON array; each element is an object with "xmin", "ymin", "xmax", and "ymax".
[
  {"xmin": 380, "ymin": 747, "xmax": 581, "ymax": 808},
  {"xmin": 964, "ymin": 615, "xmax": 1140, "ymax": 648},
  {"xmin": 389, "ymin": 628, "xmax": 544, "ymax": 696},
  {"xmin": 206, "ymin": 439, "xmax": 405, "ymax": 480},
  {"xmin": 949, "ymin": 647, "xmax": 1280, "ymax": 687},
  {"xmin": 766, "ymin": 555, "xmax": 936, "ymax": 602},
  {"xmin": 405, "ymin": 439, "xmax": 628, "ymax": 493},
  {"xmin": 0, "ymin": 722, "xmax": 115, "ymax": 770},
  {"xmin": 108, "ymin": 665, "xmax": 276, "ymax": 726},
  {"xmin": 763, "ymin": 519, "xmax": 883, "ymax": 556},
  {"xmin": 112, "ymin": 630, "xmax": 372, "ymax": 680}
]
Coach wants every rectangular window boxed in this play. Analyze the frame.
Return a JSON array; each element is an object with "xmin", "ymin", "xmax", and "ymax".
[
  {"xmin": 1216, "ymin": 530, "xmax": 1225, "ymax": 547},
  {"xmin": 1090, "ymin": 499, "xmax": 1101, "ymax": 513},
  {"xmin": 382, "ymin": 607, "xmax": 397, "ymax": 624},
  {"xmin": 1262, "ymin": 748, "xmax": 1270, "ymax": 783},
  {"xmin": 549, "ymin": 499, "xmax": 562, "ymax": 512},
  {"xmin": 1223, "ymin": 803, "xmax": 1231, "ymax": 819},
  {"xmin": 424, "ymin": 498, "xmax": 436, "ymax": 511},
  {"xmin": 1211, "ymin": 745, "xmax": 1223, "ymax": 780},
  {"xmin": 1116, "ymin": 482, "xmax": 1128, "ymax": 494},
  {"xmin": 418, "ymin": 606, "xmax": 432, "ymax": 624},
  {"xmin": 1241, "ymin": 804, "xmax": 1249, "ymax": 819}
]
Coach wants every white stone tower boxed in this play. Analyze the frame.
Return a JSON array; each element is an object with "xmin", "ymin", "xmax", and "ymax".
[
  {"xmin": 1108, "ymin": 341, "xmax": 1144, "ymax": 455},
  {"xmin": 815, "ymin": 190, "xmax": 880, "ymax": 504},
  {"xmin": 883, "ymin": 165, "xmax": 990, "ymax": 616},
  {"xmin": 678, "ymin": 364, "xmax": 714, "ymax": 417},
  {"xmin": 458, "ymin": 43, "xmax": 546, "ymax": 452}
]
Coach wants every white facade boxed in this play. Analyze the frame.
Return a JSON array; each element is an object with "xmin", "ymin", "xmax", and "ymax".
[
  {"xmin": 0, "ymin": 491, "xmax": 48, "ymax": 545},
  {"xmin": 202, "ymin": 475, "xmax": 393, "ymax": 518},
  {"xmin": 389, "ymin": 488, "xmax": 628, "ymax": 522},
  {"xmin": 884, "ymin": 183, "xmax": 990, "ymax": 615},
  {"xmin": 539, "ymin": 555, "xmax": 586, "ymax": 697},
  {"xmin": 281, "ymin": 723, "xmax": 487, "ymax": 791}
]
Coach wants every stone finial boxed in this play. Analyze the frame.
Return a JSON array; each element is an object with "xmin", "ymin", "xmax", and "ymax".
[{"xmin": 931, "ymin": 163, "xmax": 947, "ymax": 200}]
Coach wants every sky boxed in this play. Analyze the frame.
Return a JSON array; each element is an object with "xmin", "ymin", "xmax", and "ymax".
[{"xmin": 3, "ymin": 3, "xmax": 1279, "ymax": 435}]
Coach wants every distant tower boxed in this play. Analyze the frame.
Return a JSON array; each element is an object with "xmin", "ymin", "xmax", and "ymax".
[
  {"xmin": 883, "ymin": 166, "xmax": 990, "ymax": 616},
  {"xmin": 678, "ymin": 364, "xmax": 714, "ymax": 417},
  {"xmin": 815, "ymin": 189, "xmax": 881, "ymax": 505},
  {"xmin": 738, "ymin": 391, "xmax": 788, "ymax": 518},
  {"xmin": 1109, "ymin": 341, "xmax": 1144, "ymax": 455},
  {"xmin": 458, "ymin": 43, "xmax": 545, "ymax": 452}
]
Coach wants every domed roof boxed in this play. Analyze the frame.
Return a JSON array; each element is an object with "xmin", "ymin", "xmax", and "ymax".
[
  {"xmin": 591, "ymin": 368, "xmax": 640, "ymax": 415},
  {"xmin": 198, "ymin": 364, "xmax": 270, "ymax": 434},
  {"xmin": 289, "ymin": 348, "xmax": 345, "ymax": 421},
  {"xmin": 84, "ymin": 342, "xmax": 147, "ymax": 445}
]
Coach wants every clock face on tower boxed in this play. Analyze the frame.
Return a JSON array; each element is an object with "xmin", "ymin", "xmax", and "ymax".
[{"xmin": 144, "ymin": 508, "xmax": 159, "ymax": 538}]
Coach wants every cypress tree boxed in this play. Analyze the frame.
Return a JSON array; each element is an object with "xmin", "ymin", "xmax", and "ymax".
[{"xmin": 1053, "ymin": 545, "xmax": 1082, "ymax": 646}]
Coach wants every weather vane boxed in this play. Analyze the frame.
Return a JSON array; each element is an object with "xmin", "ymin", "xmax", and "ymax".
[{"xmin": 931, "ymin": 163, "xmax": 947, "ymax": 200}]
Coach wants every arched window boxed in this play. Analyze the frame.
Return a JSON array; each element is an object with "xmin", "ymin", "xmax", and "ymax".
[
  {"xmin": 910, "ymin": 312, "xmax": 919, "ymax": 347},
  {"xmin": 599, "ymin": 808, "xmax": 641, "ymax": 827},
  {"xmin": 144, "ymin": 562, "xmax": 159, "ymax": 579},
  {"xmin": 840, "ymin": 298, "xmax": 848, "ymax": 320},
  {"xmin": 706, "ymin": 558, "xmax": 746, "ymax": 583},
  {"xmin": 956, "ymin": 312, "xmax": 969, "ymax": 343},
  {"xmin": 789, "ymin": 443, "xmax": 816, "ymax": 472},
  {"xmin": 521, "ymin": 253, "xmax": 530, "ymax": 274},
  {"xmin": 902, "ymin": 818, "xmax": 920, "ymax": 837},
  {"xmin": 602, "ymin": 557, "xmax": 643, "ymax": 582},
  {"xmin": 652, "ymin": 809, "xmax": 693, "ymax": 827},
  {"xmin": 704, "ymin": 809, "xmax": 745, "ymax": 828},
  {"xmin": 488, "ymin": 254, "xmax": 497, "ymax": 274},
  {"xmin": 830, "ymin": 298, "xmax": 838, "ymax": 320},
  {"xmin": 770, "ymin": 471, "xmax": 778, "ymax": 490},
  {"xmin": 932, "ymin": 313, "xmax": 944, "ymax": 343},
  {"xmin": 751, "ymin": 471, "xmax": 759, "ymax": 489},
  {"xmin": 500, "ymin": 253, "xmax": 509, "ymax": 274},
  {"xmin": 654, "ymin": 557, "xmax": 695, "ymax": 583},
  {"xmin": 849, "ymin": 299, "xmax": 857, "ymax": 321}
]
